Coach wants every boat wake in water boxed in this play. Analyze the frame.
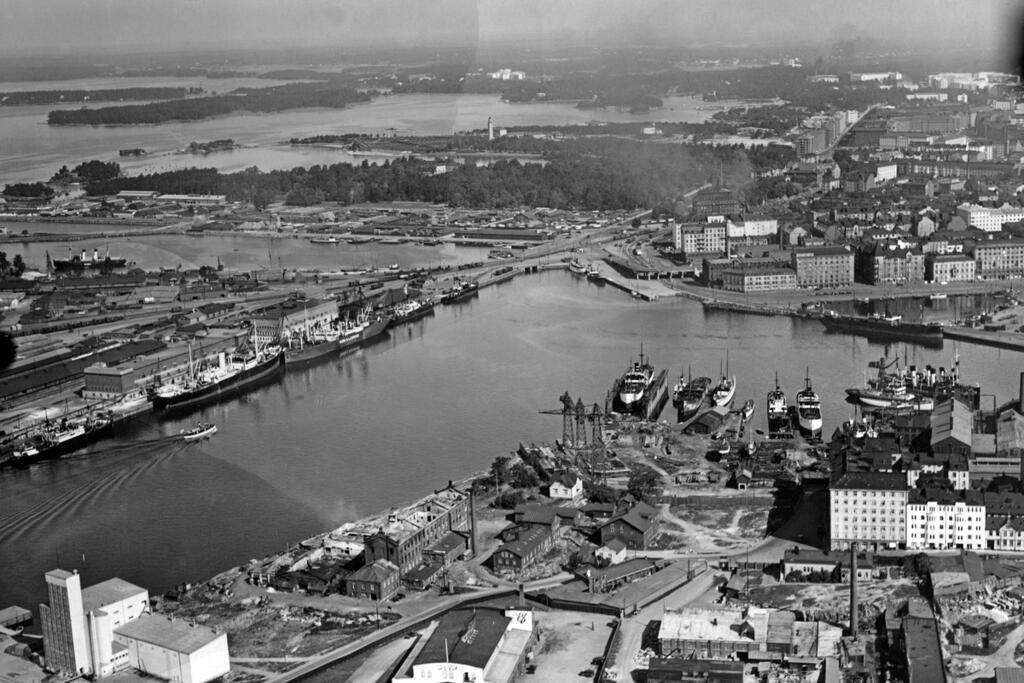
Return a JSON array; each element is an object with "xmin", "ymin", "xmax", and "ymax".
[{"xmin": 0, "ymin": 440, "xmax": 186, "ymax": 545}]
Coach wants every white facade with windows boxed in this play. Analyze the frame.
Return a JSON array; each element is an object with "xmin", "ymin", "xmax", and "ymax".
[
  {"xmin": 955, "ymin": 203, "xmax": 1024, "ymax": 232},
  {"xmin": 905, "ymin": 500, "xmax": 985, "ymax": 550},
  {"xmin": 829, "ymin": 485, "xmax": 908, "ymax": 551}
]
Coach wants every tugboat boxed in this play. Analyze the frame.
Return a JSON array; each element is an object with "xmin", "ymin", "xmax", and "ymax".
[
  {"xmin": 615, "ymin": 350, "xmax": 656, "ymax": 414},
  {"xmin": 181, "ymin": 422, "xmax": 218, "ymax": 441},
  {"xmin": 674, "ymin": 372, "xmax": 713, "ymax": 422},
  {"xmin": 586, "ymin": 263, "xmax": 604, "ymax": 283},
  {"xmin": 795, "ymin": 368, "xmax": 823, "ymax": 439},
  {"xmin": 767, "ymin": 372, "xmax": 789, "ymax": 434}
]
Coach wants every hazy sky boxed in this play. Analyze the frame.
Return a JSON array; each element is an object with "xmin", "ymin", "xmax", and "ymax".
[{"xmin": 0, "ymin": 0, "xmax": 1019, "ymax": 57}]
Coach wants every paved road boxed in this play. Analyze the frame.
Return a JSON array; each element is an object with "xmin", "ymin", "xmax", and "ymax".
[
  {"xmin": 270, "ymin": 574, "xmax": 571, "ymax": 683},
  {"xmin": 607, "ymin": 570, "xmax": 716, "ymax": 683}
]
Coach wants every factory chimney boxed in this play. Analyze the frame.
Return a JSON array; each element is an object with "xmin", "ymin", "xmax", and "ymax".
[
  {"xmin": 1018, "ymin": 371, "xmax": 1024, "ymax": 413},
  {"xmin": 849, "ymin": 542, "xmax": 859, "ymax": 639},
  {"xmin": 468, "ymin": 487, "xmax": 478, "ymax": 557},
  {"xmin": 487, "ymin": 117, "xmax": 494, "ymax": 142}
]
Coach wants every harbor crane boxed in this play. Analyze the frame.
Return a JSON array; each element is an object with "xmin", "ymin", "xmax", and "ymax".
[{"xmin": 539, "ymin": 391, "xmax": 604, "ymax": 448}]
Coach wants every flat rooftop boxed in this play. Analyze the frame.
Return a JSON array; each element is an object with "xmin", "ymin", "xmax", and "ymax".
[
  {"xmin": 82, "ymin": 578, "xmax": 147, "ymax": 613},
  {"xmin": 114, "ymin": 614, "xmax": 222, "ymax": 654}
]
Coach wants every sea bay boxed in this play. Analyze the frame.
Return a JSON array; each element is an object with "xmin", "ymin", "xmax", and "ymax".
[{"xmin": 0, "ymin": 270, "xmax": 1020, "ymax": 616}]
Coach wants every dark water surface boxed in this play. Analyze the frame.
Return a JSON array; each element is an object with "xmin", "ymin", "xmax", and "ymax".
[{"xmin": 1, "ymin": 271, "xmax": 1020, "ymax": 615}]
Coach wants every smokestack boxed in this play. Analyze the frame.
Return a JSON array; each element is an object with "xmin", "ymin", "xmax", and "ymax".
[
  {"xmin": 1018, "ymin": 371, "xmax": 1024, "ymax": 413},
  {"xmin": 468, "ymin": 488, "xmax": 478, "ymax": 558},
  {"xmin": 849, "ymin": 542, "xmax": 859, "ymax": 639}
]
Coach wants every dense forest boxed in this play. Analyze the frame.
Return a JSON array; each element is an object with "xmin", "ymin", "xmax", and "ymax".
[
  {"xmin": 0, "ymin": 87, "xmax": 191, "ymax": 106},
  {"xmin": 47, "ymin": 82, "xmax": 372, "ymax": 125},
  {"xmin": 3, "ymin": 182, "xmax": 55, "ymax": 198},
  {"xmin": 79, "ymin": 138, "xmax": 770, "ymax": 210}
]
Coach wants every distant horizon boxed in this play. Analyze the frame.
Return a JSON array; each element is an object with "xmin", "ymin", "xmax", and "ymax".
[
  {"xmin": 0, "ymin": 0, "xmax": 1018, "ymax": 69},
  {"xmin": 0, "ymin": 40, "xmax": 1013, "ymax": 73}
]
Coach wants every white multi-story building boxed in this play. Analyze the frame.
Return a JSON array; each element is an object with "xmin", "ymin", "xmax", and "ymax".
[
  {"xmin": 39, "ymin": 569, "xmax": 229, "ymax": 682},
  {"xmin": 674, "ymin": 222, "xmax": 727, "ymax": 256},
  {"xmin": 830, "ymin": 454, "xmax": 909, "ymax": 551},
  {"xmin": 955, "ymin": 203, "xmax": 1024, "ymax": 232},
  {"xmin": 726, "ymin": 214, "xmax": 779, "ymax": 239},
  {"xmin": 905, "ymin": 489, "xmax": 986, "ymax": 550}
]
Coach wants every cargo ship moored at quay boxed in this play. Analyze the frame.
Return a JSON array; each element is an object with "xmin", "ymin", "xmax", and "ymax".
[
  {"xmin": 819, "ymin": 311, "xmax": 944, "ymax": 347},
  {"xmin": 440, "ymin": 281, "xmax": 479, "ymax": 305},
  {"xmin": 153, "ymin": 346, "xmax": 285, "ymax": 415},
  {"xmin": 2, "ymin": 415, "xmax": 114, "ymax": 467}
]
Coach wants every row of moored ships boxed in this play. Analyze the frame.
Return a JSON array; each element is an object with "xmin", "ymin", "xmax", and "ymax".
[{"xmin": 3, "ymin": 291, "xmax": 456, "ymax": 466}]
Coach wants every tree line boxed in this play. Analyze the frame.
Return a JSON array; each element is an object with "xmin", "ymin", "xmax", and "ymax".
[
  {"xmin": 80, "ymin": 138, "xmax": 763, "ymax": 210},
  {"xmin": 0, "ymin": 87, "xmax": 191, "ymax": 106},
  {"xmin": 48, "ymin": 82, "xmax": 372, "ymax": 125}
]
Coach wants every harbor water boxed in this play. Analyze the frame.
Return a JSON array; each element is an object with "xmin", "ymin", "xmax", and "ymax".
[{"xmin": 1, "ymin": 271, "xmax": 1022, "ymax": 616}]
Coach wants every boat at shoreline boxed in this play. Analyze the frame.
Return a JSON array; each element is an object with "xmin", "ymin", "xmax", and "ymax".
[
  {"xmin": 614, "ymin": 350, "xmax": 656, "ymax": 414},
  {"xmin": 5, "ymin": 414, "xmax": 114, "ymax": 467},
  {"xmin": 309, "ymin": 236, "xmax": 343, "ymax": 244},
  {"xmin": 674, "ymin": 373, "xmax": 712, "ymax": 422},
  {"xmin": 846, "ymin": 352, "xmax": 971, "ymax": 411},
  {"xmin": 360, "ymin": 310, "xmax": 392, "ymax": 345},
  {"xmin": 389, "ymin": 299, "xmax": 435, "ymax": 326},
  {"xmin": 51, "ymin": 247, "xmax": 128, "ymax": 272},
  {"xmin": 740, "ymin": 399, "xmax": 754, "ymax": 421},
  {"xmin": 767, "ymin": 372, "xmax": 789, "ymax": 434},
  {"xmin": 181, "ymin": 422, "xmax": 218, "ymax": 441},
  {"xmin": 711, "ymin": 353, "xmax": 735, "ymax": 407},
  {"xmin": 795, "ymin": 369, "xmax": 822, "ymax": 439},
  {"xmin": 440, "ymin": 280, "xmax": 479, "ymax": 305},
  {"xmin": 153, "ymin": 338, "xmax": 285, "ymax": 415},
  {"xmin": 820, "ymin": 310, "xmax": 944, "ymax": 347},
  {"xmin": 568, "ymin": 258, "xmax": 587, "ymax": 276}
]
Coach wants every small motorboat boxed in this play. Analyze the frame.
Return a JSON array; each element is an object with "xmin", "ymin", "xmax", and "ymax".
[
  {"xmin": 740, "ymin": 399, "xmax": 754, "ymax": 421},
  {"xmin": 181, "ymin": 422, "xmax": 218, "ymax": 441}
]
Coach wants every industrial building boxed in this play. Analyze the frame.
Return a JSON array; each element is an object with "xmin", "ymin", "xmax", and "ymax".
[
  {"xmin": 657, "ymin": 606, "xmax": 842, "ymax": 662},
  {"xmin": 38, "ymin": 569, "xmax": 229, "ymax": 682},
  {"xmin": 363, "ymin": 484, "xmax": 473, "ymax": 575},
  {"xmin": 393, "ymin": 607, "xmax": 534, "ymax": 683}
]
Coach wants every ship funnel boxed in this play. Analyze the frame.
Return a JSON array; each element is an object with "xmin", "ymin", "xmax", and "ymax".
[{"xmin": 93, "ymin": 248, "xmax": 99, "ymax": 261}]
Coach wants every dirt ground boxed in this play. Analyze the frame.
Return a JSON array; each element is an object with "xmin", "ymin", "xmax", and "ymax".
[
  {"xmin": 530, "ymin": 611, "xmax": 617, "ymax": 683},
  {"xmin": 658, "ymin": 494, "xmax": 774, "ymax": 553},
  {"xmin": 748, "ymin": 579, "xmax": 920, "ymax": 621}
]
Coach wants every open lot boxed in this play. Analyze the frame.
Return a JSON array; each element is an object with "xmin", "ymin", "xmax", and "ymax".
[
  {"xmin": 530, "ymin": 611, "xmax": 617, "ymax": 683},
  {"xmin": 659, "ymin": 494, "xmax": 774, "ymax": 553},
  {"xmin": 749, "ymin": 579, "xmax": 920, "ymax": 622}
]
